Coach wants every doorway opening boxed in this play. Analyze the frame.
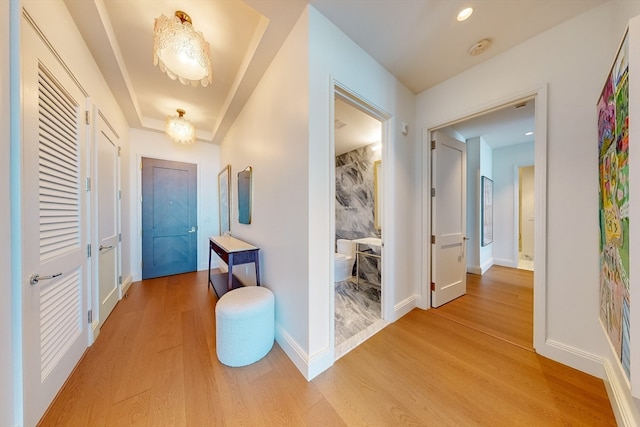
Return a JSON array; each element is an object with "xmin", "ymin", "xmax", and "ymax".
[
  {"xmin": 332, "ymin": 86, "xmax": 387, "ymax": 359},
  {"xmin": 423, "ymin": 88, "xmax": 546, "ymax": 351}
]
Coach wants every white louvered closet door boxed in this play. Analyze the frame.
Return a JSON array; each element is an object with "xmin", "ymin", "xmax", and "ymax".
[{"xmin": 22, "ymin": 18, "xmax": 89, "ymax": 426}]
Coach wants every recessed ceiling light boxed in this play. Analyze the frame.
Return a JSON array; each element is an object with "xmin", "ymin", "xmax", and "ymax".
[
  {"xmin": 457, "ymin": 7, "xmax": 473, "ymax": 22},
  {"xmin": 525, "ymin": 131, "xmax": 534, "ymax": 136}
]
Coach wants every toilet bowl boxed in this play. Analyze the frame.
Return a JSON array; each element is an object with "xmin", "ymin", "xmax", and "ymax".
[{"xmin": 335, "ymin": 239, "xmax": 355, "ymax": 282}]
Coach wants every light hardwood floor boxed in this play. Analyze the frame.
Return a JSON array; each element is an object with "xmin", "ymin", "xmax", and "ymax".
[
  {"xmin": 39, "ymin": 269, "xmax": 615, "ymax": 426},
  {"xmin": 432, "ymin": 265, "xmax": 533, "ymax": 350}
]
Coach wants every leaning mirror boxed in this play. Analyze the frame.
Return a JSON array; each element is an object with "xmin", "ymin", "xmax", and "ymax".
[
  {"xmin": 218, "ymin": 165, "xmax": 231, "ymax": 234},
  {"xmin": 374, "ymin": 160, "xmax": 382, "ymax": 230},
  {"xmin": 238, "ymin": 166, "xmax": 252, "ymax": 224}
]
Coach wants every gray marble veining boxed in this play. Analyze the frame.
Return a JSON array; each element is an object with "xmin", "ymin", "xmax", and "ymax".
[{"xmin": 335, "ymin": 278, "xmax": 381, "ymax": 345}]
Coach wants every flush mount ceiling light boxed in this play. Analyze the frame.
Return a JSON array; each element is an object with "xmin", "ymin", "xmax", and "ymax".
[
  {"xmin": 468, "ymin": 38, "xmax": 491, "ymax": 56},
  {"xmin": 165, "ymin": 109, "xmax": 196, "ymax": 144},
  {"xmin": 153, "ymin": 11, "xmax": 212, "ymax": 87},
  {"xmin": 457, "ymin": 7, "xmax": 474, "ymax": 22}
]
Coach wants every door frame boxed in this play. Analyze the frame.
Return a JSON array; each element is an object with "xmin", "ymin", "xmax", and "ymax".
[
  {"xmin": 136, "ymin": 155, "xmax": 199, "ymax": 280},
  {"xmin": 329, "ymin": 81, "xmax": 392, "ymax": 357},
  {"xmin": 90, "ymin": 106, "xmax": 121, "ymax": 340},
  {"xmin": 421, "ymin": 84, "xmax": 548, "ymax": 352}
]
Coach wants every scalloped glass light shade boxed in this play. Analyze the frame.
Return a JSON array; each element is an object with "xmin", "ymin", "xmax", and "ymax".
[
  {"xmin": 153, "ymin": 14, "xmax": 212, "ymax": 87},
  {"xmin": 165, "ymin": 114, "xmax": 196, "ymax": 144}
]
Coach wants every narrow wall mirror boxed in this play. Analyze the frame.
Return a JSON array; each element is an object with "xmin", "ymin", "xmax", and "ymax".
[
  {"xmin": 218, "ymin": 165, "xmax": 231, "ymax": 234},
  {"xmin": 374, "ymin": 160, "xmax": 382, "ymax": 230},
  {"xmin": 238, "ymin": 166, "xmax": 252, "ymax": 224}
]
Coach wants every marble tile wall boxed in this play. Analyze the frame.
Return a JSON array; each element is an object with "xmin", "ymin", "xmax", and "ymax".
[{"xmin": 336, "ymin": 144, "xmax": 381, "ymax": 286}]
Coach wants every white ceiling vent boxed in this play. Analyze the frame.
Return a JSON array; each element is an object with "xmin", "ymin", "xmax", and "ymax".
[{"xmin": 468, "ymin": 39, "xmax": 491, "ymax": 56}]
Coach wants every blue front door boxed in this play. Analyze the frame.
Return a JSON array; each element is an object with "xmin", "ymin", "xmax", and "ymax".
[{"xmin": 142, "ymin": 157, "xmax": 197, "ymax": 279}]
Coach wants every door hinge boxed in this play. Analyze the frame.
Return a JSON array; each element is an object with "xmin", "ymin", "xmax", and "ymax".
[
  {"xmin": 119, "ymin": 233, "xmax": 122, "ymax": 242},
  {"xmin": 117, "ymin": 146, "xmax": 121, "ymax": 157},
  {"xmin": 118, "ymin": 190, "xmax": 122, "ymax": 200},
  {"xmin": 140, "ymin": 161, "xmax": 143, "ymax": 170},
  {"xmin": 431, "ymin": 188, "xmax": 436, "ymax": 197},
  {"xmin": 431, "ymin": 235, "xmax": 435, "ymax": 244},
  {"xmin": 85, "ymin": 177, "xmax": 91, "ymax": 191},
  {"xmin": 85, "ymin": 111, "xmax": 90, "ymax": 125},
  {"xmin": 87, "ymin": 243, "xmax": 92, "ymax": 258},
  {"xmin": 141, "ymin": 261, "xmax": 144, "ymax": 268},
  {"xmin": 118, "ymin": 275, "xmax": 122, "ymax": 285},
  {"xmin": 431, "ymin": 282, "xmax": 435, "ymax": 291},
  {"xmin": 431, "ymin": 140, "xmax": 436, "ymax": 150},
  {"xmin": 88, "ymin": 309, "xmax": 93, "ymax": 323}
]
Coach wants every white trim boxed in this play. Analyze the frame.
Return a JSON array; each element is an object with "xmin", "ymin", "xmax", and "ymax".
[
  {"xmin": 421, "ymin": 84, "xmax": 548, "ymax": 354},
  {"xmin": 274, "ymin": 322, "xmax": 333, "ymax": 381},
  {"xmin": 330, "ymin": 79, "xmax": 393, "ymax": 359},
  {"xmin": 393, "ymin": 294, "xmax": 420, "ymax": 320},
  {"xmin": 603, "ymin": 359, "xmax": 640, "ymax": 427}
]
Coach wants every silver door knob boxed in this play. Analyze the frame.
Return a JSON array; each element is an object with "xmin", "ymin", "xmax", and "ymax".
[
  {"xmin": 188, "ymin": 227, "xmax": 196, "ymax": 233},
  {"xmin": 99, "ymin": 245, "xmax": 114, "ymax": 251},
  {"xmin": 30, "ymin": 272, "xmax": 62, "ymax": 286}
]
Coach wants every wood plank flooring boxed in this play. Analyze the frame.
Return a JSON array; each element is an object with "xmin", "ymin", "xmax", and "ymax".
[
  {"xmin": 38, "ymin": 269, "xmax": 615, "ymax": 426},
  {"xmin": 432, "ymin": 265, "xmax": 534, "ymax": 350}
]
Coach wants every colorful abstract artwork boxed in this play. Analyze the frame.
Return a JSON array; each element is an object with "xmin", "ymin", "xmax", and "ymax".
[{"xmin": 598, "ymin": 31, "xmax": 630, "ymax": 379}]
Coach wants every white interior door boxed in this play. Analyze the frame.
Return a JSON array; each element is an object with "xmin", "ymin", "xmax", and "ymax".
[
  {"xmin": 22, "ymin": 21, "xmax": 89, "ymax": 426},
  {"xmin": 431, "ymin": 131, "xmax": 467, "ymax": 307},
  {"xmin": 96, "ymin": 113, "xmax": 119, "ymax": 328}
]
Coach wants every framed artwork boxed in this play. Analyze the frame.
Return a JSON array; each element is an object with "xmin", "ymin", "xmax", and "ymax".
[
  {"xmin": 481, "ymin": 176, "xmax": 493, "ymax": 246},
  {"xmin": 598, "ymin": 26, "xmax": 631, "ymax": 383},
  {"xmin": 218, "ymin": 165, "xmax": 230, "ymax": 234}
]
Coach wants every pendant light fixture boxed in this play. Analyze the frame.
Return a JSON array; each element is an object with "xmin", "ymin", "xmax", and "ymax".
[
  {"xmin": 153, "ymin": 11, "xmax": 212, "ymax": 87},
  {"xmin": 165, "ymin": 109, "xmax": 196, "ymax": 144}
]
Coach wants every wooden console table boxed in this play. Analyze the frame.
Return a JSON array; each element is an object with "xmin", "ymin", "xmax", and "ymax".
[{"xmin": 208, "ymin": 236, "xmax": 260, "ymax": 298}]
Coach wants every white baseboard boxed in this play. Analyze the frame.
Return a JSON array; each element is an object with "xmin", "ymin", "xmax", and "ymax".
[
  {"xmin": 602, "ymin": 359, "xmax": 640, "ymax": 426},
  {"xmin": 467, "ymin": 265, "xmax": 482, "ymax": 275},
  {"xmin": 121, "ymin": 274, "xmax": 133, "ymax": 296},
  {"xmin": 541, "ymin": 339, "xmax": 605, "ymax": 378},
  {"xmin": 538, "ymin": 339, "xmax": 640, "ymax": 425},
  {"xmin": 274, "ymin": 322, "xmax": 333, "ymax": 381},
  {"xmin": 493, "ymin": 257, "xmax": 517, "ymax": 268},
  {"xmin": 392, "ymin": 294, "xmax": 419, "ymax": 321}
]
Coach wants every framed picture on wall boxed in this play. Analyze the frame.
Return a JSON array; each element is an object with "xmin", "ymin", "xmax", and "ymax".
[{"xmin": 481, "ymin": 176, "xmax": 493, "ymax": 246}]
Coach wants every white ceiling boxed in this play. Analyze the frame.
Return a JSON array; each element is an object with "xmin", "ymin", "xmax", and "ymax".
[{"xmin": 64, "ymin": 0, "xmax": 607, "ymax": 146}]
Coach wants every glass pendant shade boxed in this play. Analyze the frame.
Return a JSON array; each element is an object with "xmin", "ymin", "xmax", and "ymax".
[
  {"xmin": 153, "ymin": 11, "xmax": 212, "ymax": 87},
  {"xmin": 165, "ymin": 109, "xmax": 196, "ymax": 144}
]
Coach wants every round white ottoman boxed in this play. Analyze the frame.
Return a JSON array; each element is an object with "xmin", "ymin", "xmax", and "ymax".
[{"xmin": 215, "ymin": 286, "xmax": 275, "ymax": 367}]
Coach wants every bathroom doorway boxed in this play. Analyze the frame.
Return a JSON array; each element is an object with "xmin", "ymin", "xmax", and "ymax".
[{"xmin": 333, "ymin": 89, "xmax": 385, "ymax": 359}]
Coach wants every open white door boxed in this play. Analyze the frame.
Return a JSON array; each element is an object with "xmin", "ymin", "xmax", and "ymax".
[
  {"xmin": 431, "ymin": 131, "xmax": 467, "ymax": 307},
  {"xmin": 96, "ymin": 112, "xmax": 120, "ymax": 328},
  {"xmin": 22, "ymin": 19, "xmax": 89, "ymax": 426}
]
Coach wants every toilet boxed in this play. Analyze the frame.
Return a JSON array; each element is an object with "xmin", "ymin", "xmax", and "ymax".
[{"xmin": 335, "ymin": 239, "xmax": 355, "ymax": 282}]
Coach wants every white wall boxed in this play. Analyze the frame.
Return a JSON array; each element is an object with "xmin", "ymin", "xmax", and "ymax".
[
  {"xmin": 128, "ymin": 129, "xmax": 220, "ymax": 281},
  {"xmin": 492, "ymin": 142, "xmax": 534, "ymax": 267},
  {"xmin": 220, "ymin": 5, "xmax": 417, "ymax": 380},
  {"xmin": 479, "ymin": 139, "xmax": 493, "ymax": 271},
  {"xmin": 465, "ymin": 137, "xmax": 481, "ymax": 272},
  {"xmin": 307, "ymin": 6, "xmax": 417, "ymax": 377},
  {"xmin": 220, "ymin": 7, "xmax": 312, "ymax": 374},
  {"xmin": 416, "ymin": 1, "xmax": 640, "ymax": 423}
]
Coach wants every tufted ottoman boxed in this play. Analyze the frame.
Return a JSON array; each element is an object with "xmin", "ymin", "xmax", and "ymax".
[{"xmin": 215, "ymin": 286, "xmax": 275, "ymax": 367}]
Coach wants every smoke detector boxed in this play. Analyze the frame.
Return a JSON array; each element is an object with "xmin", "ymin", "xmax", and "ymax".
[{"xmin": 468, "ymin": 39, "xmax": 491, "ymax": 56}]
